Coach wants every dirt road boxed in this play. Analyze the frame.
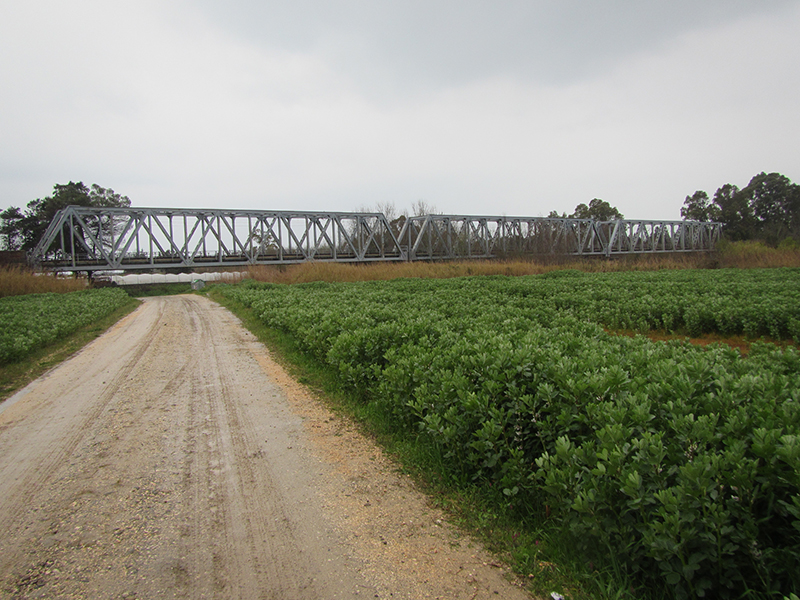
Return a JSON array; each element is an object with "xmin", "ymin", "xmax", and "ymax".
[{"xmin": 0, "ymin": 295, "xmax": 532, "ymax": 600}]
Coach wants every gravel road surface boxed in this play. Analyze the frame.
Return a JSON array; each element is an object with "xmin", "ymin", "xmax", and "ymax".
[{"xmin": 0, "ymin": 295, "xmax": 532, "ymax": 600}]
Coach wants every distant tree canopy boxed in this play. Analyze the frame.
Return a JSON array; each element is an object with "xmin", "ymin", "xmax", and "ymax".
[
  {"xmin": 547, "ymin": 199, "xmax": 624, "ymax": 220},
  {"xmin": 0, "ymin": 182, "xmax": 131, "ymax": 251},
  {"xmin": 682, "ymin": 172, "xmax": 800, "ymax": 245},
  {"xmin": 570, "ymin": 198, "xmax": 624, "ymax": 221}
]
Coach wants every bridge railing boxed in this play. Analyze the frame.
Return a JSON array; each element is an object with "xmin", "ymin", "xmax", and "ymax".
[{"xmin": 30, "ymin": 206, "xmax": 722, "ymax": 271}]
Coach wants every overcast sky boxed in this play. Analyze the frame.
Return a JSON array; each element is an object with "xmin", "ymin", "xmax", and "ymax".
[{"xmin": 2, "ymin": 0, "xmax": 799, "ymax": 220}]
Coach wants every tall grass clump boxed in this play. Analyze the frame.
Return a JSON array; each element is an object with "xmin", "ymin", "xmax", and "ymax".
[
  {"xmin": 245, "ymin": 254, "xmax": 712, "ymax": 284},
  {"xmin": 716, "ymin": 239, "xmax": 800, "ymax": 269},
  {"xmin": 242, "ymin": 241, "xmax": 800, "ymax": 285},
  {"xmin": 0, "ymin": 266, "xmax": 87, "ymax": 298}
]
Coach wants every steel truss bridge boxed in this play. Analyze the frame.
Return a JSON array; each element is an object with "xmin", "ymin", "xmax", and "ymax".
[{"xmin": 30, "ymin": 206, "xmax": 722, "ymax": 272}]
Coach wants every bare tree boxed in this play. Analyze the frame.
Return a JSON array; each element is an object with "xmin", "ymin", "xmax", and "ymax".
[
  {"xmin": 374, "ymin": 201, "xmax": 403, "ymax": 221},
  {"xmin": 411, "ymin": 199, "xmax": 438, "ymax": 217}
]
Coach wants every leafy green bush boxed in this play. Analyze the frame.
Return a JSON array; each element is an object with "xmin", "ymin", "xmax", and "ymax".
[
  {"xmin": 0, "ymin": 288, "xmax": 132, "ymax": 364},
  {"xmin": 217, "ymin": 269, "xmax": 800, "ymax": 598}
]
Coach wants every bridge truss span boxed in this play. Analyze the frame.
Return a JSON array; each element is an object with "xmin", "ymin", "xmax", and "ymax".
[
  {"xmin": 402, "ymin": 215, "xmax": 721, "ymax": 260},
  {"xmin": 30, "ymin": 206, "xmax": 722, "ymax": 271},
  {"xmin": 31, "ymin": 207, "xmax": 405, "ymax": 271}
]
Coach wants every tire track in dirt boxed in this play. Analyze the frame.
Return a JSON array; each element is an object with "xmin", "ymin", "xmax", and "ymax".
[{"xmin": 183, "ymin": 295, "xmax": 357, "ymax": 598}]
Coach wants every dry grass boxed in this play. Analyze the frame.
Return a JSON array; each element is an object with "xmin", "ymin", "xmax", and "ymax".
[
  {"xmin": 243, "ymin": 241, "xmax": 800, "ymax": 285},
  {"xmin": 4, "ymin": 241, "xmax": 795, "ymax": 295},
  {"xmin": 244, "ymin": 253, "xmax": 710, "ymax": 284},
  {"xmin": 0, "ymin": 266, "xmax": 88, "ymax": 298},
  {"xmin": 715, "ymin": 239, "xmax": 800, "ymax": 269}
]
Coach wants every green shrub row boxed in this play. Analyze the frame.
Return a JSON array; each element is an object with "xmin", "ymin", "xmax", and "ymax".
[
  {"xmin": 0, "ymin": 288, "xmax": 132, "ymax": 364},
  {"xmin": 217, "ymin": 269, "xmax": 800, "ymax": 599},
  {"xmin": 517, "ymin": 268, "xmax": 800, "ymax": 340}
]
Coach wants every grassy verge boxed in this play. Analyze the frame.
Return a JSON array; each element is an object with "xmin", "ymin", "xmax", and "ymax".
[
  {"xmin": 207, "ymin": 286, "xmax": 616, "ymax": 599},
  {"xmin": 0, "ymin": 297, "xmax": 140, "ymax": 402}
]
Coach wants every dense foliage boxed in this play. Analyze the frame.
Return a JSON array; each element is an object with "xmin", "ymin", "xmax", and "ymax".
[
  {"xmin": 547, "ymin": 197, "xmax": 624, "ymax": 220},
  {"xmin": 217, "ymin": 268, "xmax": 800, "ymax": 599},
  {"xmin": 682, "ymin": 172, "xmax": 800, "ymax": 246},
  {"xmin": 0, "ymin": 288, "xmax": 131, "ymax": 364},
  {"xmin": 0, "ymin": 181, "xmax": 131, "ymax": 251}
]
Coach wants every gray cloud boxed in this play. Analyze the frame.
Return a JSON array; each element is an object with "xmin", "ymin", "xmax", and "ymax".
[
  {"xmin": 192, "ymin": 0, "xmax": 795, "ymax": 90},
  {"xmin": 1, "ymin": 0, "xmax": 798, "ymax": 221}
]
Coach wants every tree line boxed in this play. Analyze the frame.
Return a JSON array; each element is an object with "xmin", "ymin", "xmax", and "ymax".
[
  {"xmin": 547, "ymin": 197, "xmax": 625, "ymax": 221},
  {"xmin": 0, "ymin": 182, "xmax": 130, "ymax": 251},
  {"xmin": 2, "ymin": 173, "xmax": 798, "ymax": 252},
  {"xmin": 681, "ymin": 171, "xmax": 800, "ymax": 246}
]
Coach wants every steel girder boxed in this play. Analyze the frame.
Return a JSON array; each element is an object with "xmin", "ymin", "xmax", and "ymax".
[
  {"xmin": 30, "ymin": 206, "xmax": 722, "ymax": 271},
  {"xmin": 30, "ymin": 206, "xmax": 406, "ymax": 271}
]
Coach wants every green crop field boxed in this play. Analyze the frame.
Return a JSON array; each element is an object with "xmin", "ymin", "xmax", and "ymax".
[
  {"xmin": 0, "ymin": 288, "xmax": 133, "ymax": 365},
  {"xmin": 216, "ymin": 267, "xmax": 800, "ymax": 600}
]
